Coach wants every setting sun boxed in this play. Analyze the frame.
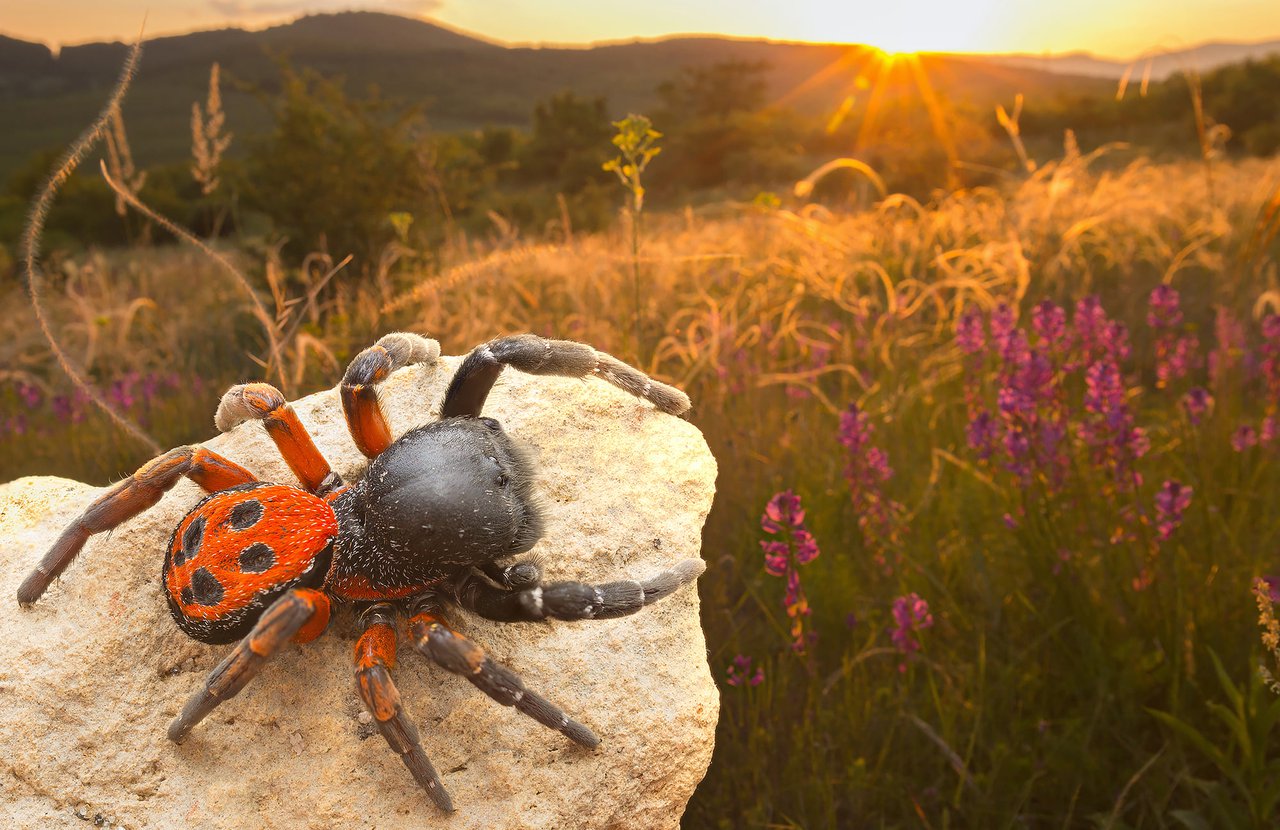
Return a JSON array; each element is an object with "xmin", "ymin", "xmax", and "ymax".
[{"xmin": 790, "ymin": 0, "xmax": 1007, "ymax": 53}]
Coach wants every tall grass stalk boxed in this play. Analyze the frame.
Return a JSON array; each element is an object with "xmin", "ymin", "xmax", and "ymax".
[
  {"xmin": 604, "ymin": 114, "xmax": 662, "ymax": 356},
  {"xmin": 20, "ymin": 39, "xmax": 159, "ymax": 454}
]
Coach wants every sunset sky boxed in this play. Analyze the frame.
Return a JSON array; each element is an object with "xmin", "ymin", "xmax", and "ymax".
[{"xmin": 1, "ymin": 0, "xmax": 1279, "ymax": 57}]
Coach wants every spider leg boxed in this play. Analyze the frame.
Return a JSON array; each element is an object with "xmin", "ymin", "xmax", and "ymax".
[
  {"xmin": 215, "ymin": 382, "xmax": 341, "ymax": 495},
  {"xmin": 168, "ymin": 587, "xmax": 330, "ymax": 743},
  {"xmin": 477, "ymin": 557, "xmax": 543, "ymax": 590},
  {"xmin": 440, "ymin": 334, "xmax": 691, "ymax": 418},
  {"xmin": 407, "ymin": 596, "xmax": 599, "ymax": 748},
  {"xmin": 455, "ymin": 559, "xmax": 705, "ymax": 622},
  {"xmin": 354, "ymin": 604, "xmax": 453, "ymax": 812},
  {"xmin": 16, "ymin": 446, "xmax": 256, "ymax": 606},
  {"xmin": 341, "ymin": 332, "xmax": 441, "ymax": 458}
]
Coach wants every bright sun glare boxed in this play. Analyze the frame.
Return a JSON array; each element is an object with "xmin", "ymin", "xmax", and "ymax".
[{"xmin": 800, "ymin": 1, "xmax": 1003, "ymax": 54}]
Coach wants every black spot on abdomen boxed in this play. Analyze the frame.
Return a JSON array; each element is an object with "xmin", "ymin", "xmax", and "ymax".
[
  {"xmin": 189, "ymin": 567, "xmax": 225, "ymax": 606},
  {"xmin": 228, "ymin": 499, "xmax": 265, "ymax": 530},
  {"xmin": 174, "ymin": 516, "xmax": 205, "ymax": 567},
  {"xmin": 238, "ymin": 542, "xmax": 276, "ymax": 574}
]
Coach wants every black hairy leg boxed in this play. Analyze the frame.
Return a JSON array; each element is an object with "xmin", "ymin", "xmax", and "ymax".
[
  {"xmin": 476, "ymin": 557, "xmax": 543, "ymax": 591},
  {"xmin": 454, "ymin": 558, "xmax": 705, "ymax": 622},
  {"xmin": 440, "ymin": 334, "xmax": 691, "ymax": 419},
  {"xmin": 407, "ymin": 597, "xmax": 599, "ymax": 748},
  {"xmin": 341, "ymin": 332, "xmax": 441, "ymax": 458},
  {"xmin": 168, "ymin": 587, "xmax": 330, "ymax": 743},
  {"xmin": 354, "ymin": 604, "xmax": 453, "ymax": 812}
]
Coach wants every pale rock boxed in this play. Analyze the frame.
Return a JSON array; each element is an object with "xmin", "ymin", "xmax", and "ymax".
[{"xmin": 0, "ymin": 354, "xmax": 719, "ymax": 829}]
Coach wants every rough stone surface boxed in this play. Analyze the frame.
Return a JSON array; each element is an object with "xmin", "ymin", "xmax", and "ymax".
[{"xmin": 0, "ymin": 355, "xmax": 719, "ymax": 829}]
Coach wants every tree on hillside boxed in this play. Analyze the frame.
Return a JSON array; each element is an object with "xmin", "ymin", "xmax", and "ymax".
[
  {"xmin": 657, "ymin": 60, "xmax": 769, "ymax": 122},
  {"xmin": 654, "ymin": 60, "xmax": 801, "ymax": 191},
  {"xmin": 520, "ymin": 91, "xmax": 613, "ymax": 194},
  {"xmin": 242, "ymin": 66, "xmax": 434, "ymax": 264}
]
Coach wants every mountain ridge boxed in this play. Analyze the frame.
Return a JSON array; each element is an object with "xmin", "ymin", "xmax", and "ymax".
[{"xmin": 0, "ymin": 11, "xmax": 1114, "ymax": 179}]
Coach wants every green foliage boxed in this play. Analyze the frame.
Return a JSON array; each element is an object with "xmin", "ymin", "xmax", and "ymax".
[
  {"xmin": 653, "ymin": 60, "xmax": 805, "ymax": 192},
  {"xmin": 240, "ymin": 65, "xmax": 436, "ymax": 264},
  {"xmin": 603, "ymin": 114, "xmax": 663, "ymax": 214},
  {"xmin": 522, "ymin": 92, "xmax": 612, "ymax": 193},
  {"xmin": 1023, "ymin": 55, "xmax": 1280, "ymax": 159},
  {"xmin": 1149, "ymin": 651, "xmax": 1280, "ymax": 828}
]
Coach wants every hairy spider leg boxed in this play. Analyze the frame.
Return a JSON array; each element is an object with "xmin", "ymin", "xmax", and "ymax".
[
  {"xmin": 440, "ymin": 334, "xmax": 691, "ymax": 419},
  {"xmin": 16, "ymin": 446, "xmax": 256, "ymax": 606},
  {"xmin": 455, "ymin": 558, "xmax": 706, "ymax": 622},
  {"xmin": 168, "ymin": 587, "xmax": 330, "ymax": 743},
  {"xmin": 476, "ymin": 558, "xmax": 544, "ymax": 591},
  {"xmin": 215, "ymin": 382, "xmax": 340, "ymax": 494},
  {"xmin": 341, "ymin": 332, "xmax": 441, "ymax": 458},
  {"xmin": 354, "ymin": 603, "xmax": 453, "ymax": 812},
  {"xmin": 407, "ymin": 597, "xmax": 600, "ymax": 748}
]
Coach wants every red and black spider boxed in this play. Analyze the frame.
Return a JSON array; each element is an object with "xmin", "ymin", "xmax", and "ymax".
[{"xmin": 16, "ymin": 332, "xmax": 703, "ymax": 813}]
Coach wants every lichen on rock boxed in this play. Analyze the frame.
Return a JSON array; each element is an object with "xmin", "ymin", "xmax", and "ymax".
[{"xmin": 0, "ymin": 355, "xmax": 719, "ymax": 829}]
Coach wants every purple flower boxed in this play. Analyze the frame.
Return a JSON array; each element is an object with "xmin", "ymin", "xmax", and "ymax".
[
  {"xmin": 1265, "ymin": 314, "xmax": 1280, "ymax": 342},
  {"xmin": 1209, "ymin": 307, "xmax": 1247, "ymax": 388},
  {"xmin": 16, "ymin": 382, "xmax": 42, "ymax": 409},
  {"xmin": 1032, "ymin": 299, "xmax": 1067, "ymax": 351},
  {"xmin": 1156, "ymin": 335, "xmax": 1200, "ymax": 389},
  {"xmin": 1073, "ymin": 296, "xmax": 1108, "ymax": 359},
  {"xmin": 1081, "ymin": 357, "xmax": 1147, "ymax": 487},
  {"xmin": 1182, "ymin": 387, "xmax": 1213, "ymax": 425},
  {"xmin": 890, "ymin": 593, "xmax": 934, "ymax": 659},
  {"xmin": 761, "ymin": 491, "xmax": 820, "ymax": 566},
  {"xmin": 838, "ymin": 403, "xmax": 905, "ymax": 572},
  {"xmin": 725, "ymin": 654, "xmax": 764, "ymax": 687},
  {"xmin": 1264, "ymin": 416, "xmax": 1278, "ymax": 446},
  {"xmin": 1147, "ymin": 285, "xmax": 1184, "ymax": 329},
  {"xmin": 5, "ymin": 415, "xmax": 27, "ymax": 437},
  {"xmin": 966, "ymin": 410, "xmax": 999, "ymax": 460},
  {"xmin": 990, "ymin": 304, "xmax": 1016, "ymax": 353},
  {"xmin": 956, "ymin": 307, "xmax": 986, "ymax": 355},
  {"xmin": 52, "ymin": 395, "xmax": 74, "ymax": 422},
  {"xmin": 1233, "ymin": 424, "xmax": 1259, "ymax": 452},
  {"xmin": 1154, "ymin": 480, "xmax": 1193, "ymax": 541},
  {"xmin": 760, "ymin": 490, "xmax": 821, "ymax": 653}
]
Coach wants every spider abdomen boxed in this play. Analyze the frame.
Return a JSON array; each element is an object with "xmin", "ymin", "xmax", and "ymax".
[{"xmin": 162, "ymin": 483, "xmax": 338, "ymax": 644}]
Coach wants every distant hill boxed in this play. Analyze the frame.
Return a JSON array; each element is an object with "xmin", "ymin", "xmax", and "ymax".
[
  {"xmin": 986, "ymin": 39, "xmax": 1280, "ymax": 81},
  {"xmin": 0, "ymin": 11, "xmax": 1111, "ymax": 180}
]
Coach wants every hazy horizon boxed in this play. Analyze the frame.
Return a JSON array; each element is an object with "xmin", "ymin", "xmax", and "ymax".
[{"xmin": 2, "ymin": 1, "xmax": 1279, "ymax": 60}]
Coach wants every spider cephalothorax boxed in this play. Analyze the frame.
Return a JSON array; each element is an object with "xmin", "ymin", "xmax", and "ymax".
[{"xmin": 16, "ymin": 332, "xmax": 703, "ymax": 812}]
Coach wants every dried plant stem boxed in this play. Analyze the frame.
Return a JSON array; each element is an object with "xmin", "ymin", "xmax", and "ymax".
[
  {"xmin": 20, "ymin": 40, "xmax": 161, "ymax": 454},
  {"xmin": 100, "ymin": 161, "xmax": 285, "ymax": 382}
]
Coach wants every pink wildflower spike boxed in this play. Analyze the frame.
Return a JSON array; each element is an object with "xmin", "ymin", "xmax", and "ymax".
[
  {"xmin": 1032, "ymin": 299, "xmax": 1067, "ymax": 352},
  {"xmin": 956, "ymin": 307, "xmax": 986, "ymax": 354},
  {"xmin": 890, "ymin": 592, "xmax": 934, "ymax": 660},
  {"xmin": 839, "ymin": 403, "xmax": 905, "ymax": 572},
  {"xmin": 1233, "ymin": 424, "xmax": 1259, "ymax": 452},
  {"xmin": 1154, "ymin": 480, "xmax": 1193, "ymax": 541},
  {"xmin": 1147, "ymin": 285, "xmax": 1183, "ymax": 329},
  {"xmin": 759, "ymin": 490, "xmax": 821, "ymax": 653},
  {"xmin": 726, "ymin": 654, "xmax": 765, "ymax": 688},
  {"xmin": 1181, "ymin": 387, "xmax": 1213, "ymax": 425}
]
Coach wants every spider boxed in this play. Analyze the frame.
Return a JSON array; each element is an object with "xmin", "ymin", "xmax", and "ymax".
[{"xmin": 16, "ymin": 332, "xmax": 704, "ymax": 813}]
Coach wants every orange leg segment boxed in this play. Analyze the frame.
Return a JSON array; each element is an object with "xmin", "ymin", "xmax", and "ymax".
[
  {"xmin": 168, "ymin": 587, "xmax": 327, "ymax": 744},
  {"xmin": 214, "ymin": 383, "xmax": 336, "ymax": 493},
  {"xmin": 341, "ymin": 333, "xmax": 440, "ymax": 458},
  {"xmin": 354, "ymin": 604, "xmax": 453, "ymax": 811},
  {"xmin": 16, "ymin": 446, "xmax": 256, "ymax": 607}
]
